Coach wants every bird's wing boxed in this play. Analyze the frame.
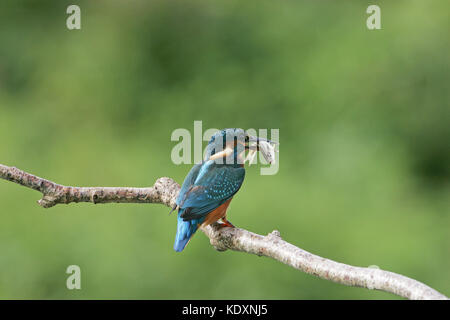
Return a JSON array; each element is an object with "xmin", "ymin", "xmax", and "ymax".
[
  {"xmin": 179, "ymin": 160, "xmax": 245, "ymax": 220},
  {"xmin": 176, "ymin": 163, "xmax": 203, "ymax": 206}
]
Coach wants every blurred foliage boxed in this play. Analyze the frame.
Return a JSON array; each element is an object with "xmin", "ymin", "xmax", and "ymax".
[{"xmin": 0, "ymin": 0, "xmax": 448, "ymax": 299}]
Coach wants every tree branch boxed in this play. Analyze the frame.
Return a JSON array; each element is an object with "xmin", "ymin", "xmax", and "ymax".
[{"xmin": 0, "ymin": 163, "xmax": 447, "ymax": 300}]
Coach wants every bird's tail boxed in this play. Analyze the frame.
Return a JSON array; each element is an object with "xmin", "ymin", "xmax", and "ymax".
[{"xmin": 174, "ymin": 210, "xmax": 199, "ymax": 252}]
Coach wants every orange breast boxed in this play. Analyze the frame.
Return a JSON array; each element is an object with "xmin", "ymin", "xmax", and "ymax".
[{"xmin": 201, "ymin": 198, "xmax": 232, "ymax": 227}]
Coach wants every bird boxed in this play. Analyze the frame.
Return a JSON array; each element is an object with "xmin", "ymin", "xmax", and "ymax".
[{"xmin": 172, "ymin": 128, "xmax": 273, "ymax": 252}]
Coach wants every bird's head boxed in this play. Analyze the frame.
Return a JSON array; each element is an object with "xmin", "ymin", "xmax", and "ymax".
[{"xmin": 205, "ymin": 128, "xmax": 277, "ymax": 166}]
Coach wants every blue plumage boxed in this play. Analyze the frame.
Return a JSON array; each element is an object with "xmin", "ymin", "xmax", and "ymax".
[
  {"xmin": 173, "ymin": 161, "xmax": 245, "ymax": 252},
  {"xmin": 173, "ymin": 129, "xmax": 247, "ymax": 252},
  {"xmin": 174, "ymin": 209, "xmax": 202, "ymax": 252}
]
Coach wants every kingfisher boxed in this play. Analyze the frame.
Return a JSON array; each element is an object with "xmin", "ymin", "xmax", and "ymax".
[{"xmin": 172, "ymin": 128, "xmax": 274, "ymax": 252}]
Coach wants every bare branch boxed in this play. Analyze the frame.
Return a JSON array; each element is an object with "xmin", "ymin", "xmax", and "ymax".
[
  {"xmin": 0, "ymin": 164, "xmax": 178, "ymax": 208},
  {"xmin": 0, "ymin": 163, "xmax": 447, "ymax": 300}
]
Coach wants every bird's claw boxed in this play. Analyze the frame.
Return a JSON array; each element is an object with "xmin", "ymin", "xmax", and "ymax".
[
  {"xmin": 218, "ymin": 218, "xmax": 235, "ymax": 228},
  {"xmin": 169, "ymin": 204, "xmax": 178, "ymax": 215}
]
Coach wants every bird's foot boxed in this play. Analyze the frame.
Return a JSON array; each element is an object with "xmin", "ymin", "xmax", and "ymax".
[
  {"xmin": 169, "ymin": 204, "xmax": 178, "ymax": 215},
  {"xmin": 218, "ymin": 218, "xmax": 235, "ymax": 228}
]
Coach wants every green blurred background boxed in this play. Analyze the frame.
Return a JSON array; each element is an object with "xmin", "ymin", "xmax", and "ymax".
[{"xmin": 0, "ymin": 0, "xmax": 448, "ymax": 299}]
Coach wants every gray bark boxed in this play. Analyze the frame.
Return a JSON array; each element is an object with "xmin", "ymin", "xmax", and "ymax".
[{"xmin": 0, "ymin": 163, "xmax": 447, "ymax": 300}]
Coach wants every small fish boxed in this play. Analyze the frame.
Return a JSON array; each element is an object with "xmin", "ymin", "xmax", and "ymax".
[
  {"xmin": 259, "ymin": 140, "xmax": 277, "ymax": 164},
  {"xmin": 246, "ymin": 140, "xmax": 277, "ymax": 165}
]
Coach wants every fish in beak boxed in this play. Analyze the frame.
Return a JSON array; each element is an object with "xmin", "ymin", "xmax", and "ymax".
[{"xmin": 245, "ymin": 135, "xmax": 278, "ymax": 165}]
